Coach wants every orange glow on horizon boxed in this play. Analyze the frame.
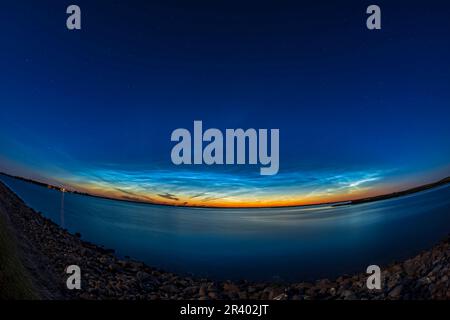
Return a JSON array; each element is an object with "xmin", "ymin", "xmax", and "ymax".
[{"xmin": 67, "ymin": 182, "xmax": 396, "ymax": 208}]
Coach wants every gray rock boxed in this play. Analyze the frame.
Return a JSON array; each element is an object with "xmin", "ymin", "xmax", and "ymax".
[{"xmin": 388, "ymin": 285, "xmax": 403, "ymax": 298}]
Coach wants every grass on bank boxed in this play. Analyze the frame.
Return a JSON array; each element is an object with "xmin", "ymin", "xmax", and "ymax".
[{"xmin": 0, "ymin": 214, "xmax": 38, "ymax": 300}]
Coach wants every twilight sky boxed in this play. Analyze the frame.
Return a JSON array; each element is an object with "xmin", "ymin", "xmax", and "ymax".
[{"xmin": 0, "ymin": 0, "xmax": 449, "ymax": 207}]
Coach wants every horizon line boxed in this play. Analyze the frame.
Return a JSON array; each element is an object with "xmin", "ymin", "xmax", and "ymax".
[{"xmin": 1, "ymin": 170, "xmax": 449, "ymax": 209}]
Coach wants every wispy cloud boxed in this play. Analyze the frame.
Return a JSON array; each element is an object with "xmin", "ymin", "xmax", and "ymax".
[{"xmin": 54, "ymin": 164, "xmax": 396, "ymax": 207}]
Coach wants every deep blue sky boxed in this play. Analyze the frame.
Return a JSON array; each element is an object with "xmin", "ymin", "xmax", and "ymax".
[{"xmin": 0, "ymin": 0, "xmax": 449, "ymax": 206}]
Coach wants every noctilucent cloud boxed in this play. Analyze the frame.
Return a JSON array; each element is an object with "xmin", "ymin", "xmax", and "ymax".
[{"xmin": 1, "ymin": 1, "xmax": 449, "ymax": 207}]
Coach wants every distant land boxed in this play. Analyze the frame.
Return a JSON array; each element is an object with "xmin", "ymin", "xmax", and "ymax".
[
  {"xmin": 0, "ymin": 171, "xmax": 449, "ymax": 209},
  {"xmin": 343, "ymin": 176, "xmax": 450, "ymax": 205}
]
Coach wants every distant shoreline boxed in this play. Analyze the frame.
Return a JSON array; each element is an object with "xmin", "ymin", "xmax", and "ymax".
[{"xmin": 0, "ymin": 171, "xmax": 449, "ymax": 209}]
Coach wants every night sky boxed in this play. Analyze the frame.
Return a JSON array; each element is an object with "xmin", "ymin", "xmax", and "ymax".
[{"xmin": 0, "ymin": 0, "xmax": 449, "ymax": 207}]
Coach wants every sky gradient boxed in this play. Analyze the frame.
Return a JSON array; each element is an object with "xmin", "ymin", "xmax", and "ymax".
[{"xmin": 1, "ymin": 0, "xmax": 449, "ymax": 207}]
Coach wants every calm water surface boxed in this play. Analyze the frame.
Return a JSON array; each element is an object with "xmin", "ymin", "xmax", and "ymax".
[{"xmin": 1, "ymin": 174, "xmax": 450, "ymax": 282}]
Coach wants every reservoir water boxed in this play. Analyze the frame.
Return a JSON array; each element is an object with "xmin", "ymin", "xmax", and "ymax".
[{"xmin": 1, "ymin": 174, "xmax": 449, "ymax": 282}]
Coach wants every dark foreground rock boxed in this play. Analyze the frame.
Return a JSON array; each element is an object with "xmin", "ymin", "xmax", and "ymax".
[{"xmin": 0, "ymin": 182, "xmax": 448, "ymax": 300}]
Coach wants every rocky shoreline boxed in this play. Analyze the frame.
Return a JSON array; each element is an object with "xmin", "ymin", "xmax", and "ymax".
[{"xmin": 0, "ymin": 181, "xmax": 448, "ymax": 300}]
